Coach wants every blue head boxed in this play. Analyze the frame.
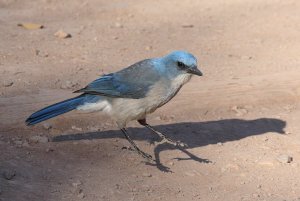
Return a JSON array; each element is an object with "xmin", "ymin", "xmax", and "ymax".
[{"xmin": 160, "ymin": 50, "xmax": 203, "ymax": 77}]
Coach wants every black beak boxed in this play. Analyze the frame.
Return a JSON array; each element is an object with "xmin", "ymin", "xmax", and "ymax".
[{"xmin": 187, "ymin": 68, "xmax": 203, "ymax": 76}]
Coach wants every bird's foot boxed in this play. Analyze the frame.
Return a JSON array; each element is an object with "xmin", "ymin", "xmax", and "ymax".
[
  {"xmin": 130, "ymin": 147, "xmax": 153, "ymax": 162},
  {"xmin": 138, "ymin": 150, "xmax": 154, "ymax": 162},
  {"xmin": 154, "ymin": 138, "xmax": 188, "ymax": 148},
  {"xmin": 162, "ymin": 136, "xmax": 188, "ymax": 148},
  {"xmin": 175, "ymin": 141, "xmax": 188, "ymax": 148}
]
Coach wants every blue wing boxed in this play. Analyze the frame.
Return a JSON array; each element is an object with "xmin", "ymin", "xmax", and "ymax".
[{"xmin": 74, "ymin": 59, "xmax": 161, "ymax": 99}]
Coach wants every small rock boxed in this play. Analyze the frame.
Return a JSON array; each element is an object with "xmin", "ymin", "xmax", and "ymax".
[
  {"xmin": 77, "ymin": 192, "xmax": 85, "ymax": 199},
  {"xmin": 114, "ymin": 22, "xmax": 123, "ymax": 28},
  {"xmin": 217, "ymin": 142, "xmax": 223, "ymax": 146},
  {"xmin": 142, "ymin": 173, "xmax": 152, "ymax": 177},
  {"xmin": 241, "ymin": 55, "xmax": 252, "ymax": 60},
  {"xmin": 35, "ymin": 49, "xmax": 49, "ymax": 57},
  {"xmin": 35, "ymin": 49, "xmax": 40, "ymax": 56},
  {"xmin": 167, "ymin": 161, "xmax": 174, "ymax": 166},
  {"xmin": 72, "ymin": 186, "xmax": 83, "ymax": 194},
  {"xmin": 3, "ymin": 80, "xmax": 13, "ymax": 87},
  {"xmin": 18, "ymin": 23, "xmax": 44, "ymax": 30},
  {"xmin": 72, "ymin": 180, "xmax": 82, "ymax": 187},
  {"xmin": 145, "ymin": 46, "xmax": 152, "ymax": 51},
  {"xmin": 231, "ymin": 105, "xmax": 248, "ymax": 116},
  {"xmin": 284, "ymin": 131, "xmax": 292, "ymax": 135},
  {"xmin": 277, "ymin": 154, "xmax": 293, "ymax": 163},
  {"xmin": 87, "ymin": 125, "xmax": 100, "ymax": 132},
  {"xmin": 71, "ymin": 125, "xmax": 83, "ymax": 131},
  {"xmin": 46, "ymin": 147, "xmax": 54, "ymax": 153},
  {"xmin": 54, "ymin": 30, "xmax": 72, "ymax": 39},
  {"xmin": 42, "ymin": 122, "xmax": 52, "ymax": 130},
  {"xmin": 2, "ymin": 169, "xmax": 16, "ymax": 180},
  {"xmin": 182, "ymin": 24, "xmax": 194, "ymax": 28},
  {"xmin": 29, "ymin": 135, "xmax": 49, "ymax": 143},
  {"xmin": 61, "ymin": 80, "xmax": 77, "ymax": 89}
]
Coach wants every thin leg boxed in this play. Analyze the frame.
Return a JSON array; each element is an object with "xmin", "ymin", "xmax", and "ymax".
[
  {"xmin": 138, "ymin": 119, "xmax": 187, "ymax": 148},
  {"xmin": 120, "ymin": 128, "xmax": 153, "ymax": 161}
]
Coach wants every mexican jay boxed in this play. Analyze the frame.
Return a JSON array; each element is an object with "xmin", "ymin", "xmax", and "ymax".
[{"xmin": 26, "ymin": 50, "xmax": 203, "ymax": 160}]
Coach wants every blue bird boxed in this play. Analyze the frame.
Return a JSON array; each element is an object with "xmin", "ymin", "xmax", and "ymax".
[{"xmin": 26, "ymin": 50, "xmax": 203, "ymax": 160}]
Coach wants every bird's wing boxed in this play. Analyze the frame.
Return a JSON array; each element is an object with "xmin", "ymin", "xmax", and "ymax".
[{"xmin": 74, "ymin": 59, "xmax": 161, "ymax": 99}]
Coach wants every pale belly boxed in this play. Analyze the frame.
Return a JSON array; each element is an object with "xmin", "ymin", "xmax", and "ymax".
[{"xmin": 77, "ymin": 74, "xmax": 192, "ymax": 128}]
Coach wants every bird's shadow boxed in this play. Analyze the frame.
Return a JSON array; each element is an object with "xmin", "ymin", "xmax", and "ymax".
[{"xmin": 52, "ymin": 118, "xmax": 286, "ymax": 172}]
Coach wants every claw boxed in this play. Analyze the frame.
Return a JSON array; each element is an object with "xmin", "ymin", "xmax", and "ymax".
[
  {"xmin": 175, "ymin": 141, "xmax": 188, "ymax": 148},
  {"xmin": 140, "ymin": 151, "xmax": 154, "ymax": 162}
]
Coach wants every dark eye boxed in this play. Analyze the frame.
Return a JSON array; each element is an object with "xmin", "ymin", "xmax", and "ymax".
[{"xmin": 177, "ymin": 61, "xmax": 185, "ymax": 68}]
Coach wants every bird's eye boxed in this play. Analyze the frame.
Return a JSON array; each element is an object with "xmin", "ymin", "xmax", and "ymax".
[{"xmin": 177, "ymin": 61, "xmax": 185, "ymax": 68}]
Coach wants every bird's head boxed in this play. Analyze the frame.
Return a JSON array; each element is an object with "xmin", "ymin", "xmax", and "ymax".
[{"xmin": 162, "ymin": 50, "xmax": 203, "ymax": 77}]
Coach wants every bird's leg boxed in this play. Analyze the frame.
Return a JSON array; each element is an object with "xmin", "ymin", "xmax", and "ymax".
[
  {"xmin": 138, "ymin": 119, "xmax": 187, "ymax": 148},
  {"xmin": 120, "ymin": 128, "xmax": 153, "ymax": 161}
]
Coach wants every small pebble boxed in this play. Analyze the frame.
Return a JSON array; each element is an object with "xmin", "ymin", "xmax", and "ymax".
[
  {"xmin": 77, "ymin": 192, "xmax": 85, "ymax": 199},
  {"xmin": 72, "ymin": 180, "xmax": 82, "ymax": 187},
  {"xmin": 182, "ymin": 24, "xmax": 194, "ymax": 28},
  {"xmin": 142, "ymin": 173, "xmax": 152, "ymax": 177},
  {"xmin": 231, "ymin": 105, "xmax": 248, "ymax": 116},
  {"xmin": 29, "ymin": 135, "xmax": 49, "ymax": 143},
  {"xmin": 284, "ymin": 131, "xmax": 292, "ymax": 135},
  {"xmin": 3, "ymin": 81, "xmax": 13, "ymax": 87},
  {"xmin": 71, "ymin": 125, "xmax": 83, "ymax": 131},
  {"xmin": 46, "ymin": 147, "xmax": 54, "ymax": 153},
  {"xmin": 54, "ymin": 30, "xmax": 72, "ymax": 39},
  {"xmin": 277, "ymin": 154, "xmax": 293, "ymax": 163},
  {"xmin": 168, "ymin": 161, "xmax": 174, "ymax": 166},
  {"xmin": 43, "ymin": 122, "xmax": 52, "ymax": 130},
  {"xmin": 61, "ymin": 80, "xmax": 77, "ymax": 89},
  {"xmin": 241, "ymin": 55, "xmax": 253, "ymax": 60},
  {"xmin": 114, "ymin": 22, "xmax": 123, "ymax": 28},
  {"xmin": 18, "ymin": 23, "xmax": 43, "ymax": 29},
  {"xmin": 145, "ymin": 46, "xmax": 152, "ymax": 51}
]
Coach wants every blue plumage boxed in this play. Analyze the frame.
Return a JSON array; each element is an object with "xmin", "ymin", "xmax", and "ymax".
[
  {"xmin": 74, "ymin": 59, "xmax": 160, "ymax": 99},
  {"xmin": 26, "ymin": 94, "xmax": 101, "ymax": 125},
  {"xmin": 26, "ymin": 50, "xmax": 203, "ymax": 161}
]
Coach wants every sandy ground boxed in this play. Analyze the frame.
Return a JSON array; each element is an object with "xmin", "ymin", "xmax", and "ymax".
[{"xmin": 1, "ymin": 0, "xmax": 300, "ymax": 200}]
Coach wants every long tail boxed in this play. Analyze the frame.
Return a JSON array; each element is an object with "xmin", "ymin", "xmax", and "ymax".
[{"xmin": 26, "ymin": 95, "xmax": 86, "ymax": 126}]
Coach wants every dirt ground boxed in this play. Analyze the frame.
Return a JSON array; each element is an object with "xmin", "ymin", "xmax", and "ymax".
[{"xmin": 1, "ymin": 0, "xmax": 300, "ymax": 200}]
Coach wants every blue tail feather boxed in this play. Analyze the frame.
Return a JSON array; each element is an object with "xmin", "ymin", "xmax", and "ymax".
[{"xmin": 25, "ymin": 95, "xmax": 86, "ymax": 126}]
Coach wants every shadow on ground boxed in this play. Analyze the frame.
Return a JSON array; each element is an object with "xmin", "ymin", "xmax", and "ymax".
[{"xmin": 53, "ymin": 118, "xmax": 286, "ymax": 171}]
